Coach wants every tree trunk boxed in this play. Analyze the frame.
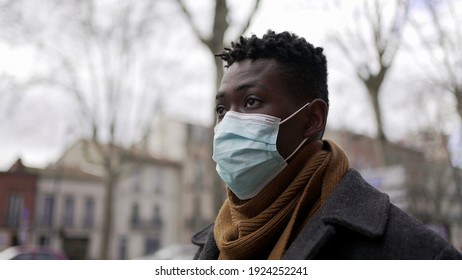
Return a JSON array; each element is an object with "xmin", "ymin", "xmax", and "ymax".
[
  {"xmin": 455, "ymin": 87, "xmax": 462, "ymax": 126},
  {"xmin": 367, "ymin": 86, "xmax": 390, "ymax": 166},
  {"xmin": 99, "ymin": 151, "xmax": 119, "ymax": 259}
]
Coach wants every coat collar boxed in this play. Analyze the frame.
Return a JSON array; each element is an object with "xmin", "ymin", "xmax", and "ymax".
[
  {"xmin": 319, "ymin": 168, "xmax": 390, "ymax": 237},
  {"xmin": 193, "ymin": 169, "xmax": 391, "ymax": 260},
  {"xmin": 191, "ymin": 223, "xmax": 219, "ymax": 260},
  {"xmin": 283, "ymin": 169, "xmax": 390, "ymax": 259}
]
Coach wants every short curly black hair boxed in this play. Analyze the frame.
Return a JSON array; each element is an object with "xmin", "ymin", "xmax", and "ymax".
[{"xmin": 216, "ymin": 30, "xmax": 329, "ymax": 106}]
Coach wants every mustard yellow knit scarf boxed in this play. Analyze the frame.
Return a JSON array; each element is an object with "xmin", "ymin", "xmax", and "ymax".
[{"xmin": 214, "ymin": 140, "xmax": 349, "ymax": 259}]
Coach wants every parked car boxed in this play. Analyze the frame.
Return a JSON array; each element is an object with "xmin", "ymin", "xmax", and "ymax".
[
  {"xmin": 0, "ymin": 246, "xmax": 68, "ymax": 260},
  {"xmin": 136, "ymin": 243, "xmax": 197, "ymax": 260}
]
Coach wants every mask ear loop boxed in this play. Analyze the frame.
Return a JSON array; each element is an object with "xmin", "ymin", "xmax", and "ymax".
[
  {"xmin": 285, "ymin": 138, "xmax": 309, "ymax": 161},
  {"xmin": 280, "ymin": 102, "xmax": 311, "ymax": 161},
  {"xmin": 280, "ymin": 102, "xmax": 311, "ymax": 125}
]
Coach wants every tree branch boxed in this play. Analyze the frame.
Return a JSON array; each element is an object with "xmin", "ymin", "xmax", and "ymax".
[
  {"xmin": 233, "ymin": 0, "xmax": 262, "ymax": 40},
  {"xmin": 174, "ymin": 0, "xmax": 210, "ymax": 46}
]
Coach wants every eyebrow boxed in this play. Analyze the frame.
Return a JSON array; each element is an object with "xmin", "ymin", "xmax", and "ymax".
[{"xmin": 216, "ymin": 81, "xmax": 267, "ymax": 100}]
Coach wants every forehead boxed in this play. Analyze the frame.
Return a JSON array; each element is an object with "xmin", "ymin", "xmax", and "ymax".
[{"xmin": 219, "ymin": 59, "xmax": 285, "ymax": 93}]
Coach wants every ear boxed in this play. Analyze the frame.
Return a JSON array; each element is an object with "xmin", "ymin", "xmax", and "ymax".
[{"xmin": 303, "ymin": 99, "xmax": 328, "ymax": 139}]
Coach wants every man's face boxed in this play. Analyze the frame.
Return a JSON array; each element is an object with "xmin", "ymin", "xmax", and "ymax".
[{"xmin": 215, "ymin": 59, "xmax": 308, "ymax": 159}]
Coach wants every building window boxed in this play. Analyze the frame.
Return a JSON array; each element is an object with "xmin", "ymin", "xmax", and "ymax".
[
  {"xmin": 83, "ymin": 198, "xmax": 95, "ymax": 228},
  {"xmin": 42, "ymin": 195, "xmax": 54, "ymax": 227},
  {"xmin": 38, "ymin": 235, "xmax": 50, "ymax": 246},
  {"xmin": 118, "ymin": 237, "xmax": 127, "ymax": 260},
  {"xmin": 6, "ymin": 193, "xmax": 24, "ymax": 227},
  {"xmin": 144, "ymin": 237, "xmax": 160, "ymax": 255},
  {"xmin": 133, "ymin": 169, "xmax": 141, "ymax": 192},
  {"xmin": 194, "ymin": 162, "xmax": 205, "ymax": 192},
  {"xmin": 151, "ymin": 206, "xmax": 163, "ymax": 230},
  {"xmin": 62, "ymin": 197, "xmax": 75, "ymax": 227},
  {"xmin": 153, "ymin": 168, "xmax": 163, "ymax": 194},
  {"xmin": 130, "ymin": 203, "xmax": 140, "ymax": 227}
]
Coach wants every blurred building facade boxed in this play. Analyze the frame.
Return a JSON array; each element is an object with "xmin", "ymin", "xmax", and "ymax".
[
  {"xmin": 0, "ymin": 149, "xmax": 106, "ymax": 259},
  {"xmin": 48, "ymin": 139, "xmax": 186, "ymax": 259},
  {"xmin": 0, "ymin": 160, "xmax": 37, "ymax": 251},
  {"xmin": 32, "ymin": 162, "xmax": 104, "ymax": 260},
  {"xmin": 142, "ymin": 117, "xmax": 216, "ymax": 242},
  {"xmin": 0, "ymin": 118, "xmax": 216, "ymax": 259}
]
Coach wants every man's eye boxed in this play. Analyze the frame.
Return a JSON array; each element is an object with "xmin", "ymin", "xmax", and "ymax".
[
  {"xmin": 245, "ymin": 98, "xmax": 260, "ymax": 108},
  {"xmin": 215, "ymin": 106, "xmax": 226, "ymax": 116}
]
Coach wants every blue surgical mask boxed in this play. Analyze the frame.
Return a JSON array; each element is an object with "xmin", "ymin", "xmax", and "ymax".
[{"xmin": 212, "ymin": 103, "xmax": 310, "ymax": 200}]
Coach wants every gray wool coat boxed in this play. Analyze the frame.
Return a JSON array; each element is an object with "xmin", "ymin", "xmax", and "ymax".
[{"xmin": 192, "ymin": 169, "xmax": 462, "ymax": 259}]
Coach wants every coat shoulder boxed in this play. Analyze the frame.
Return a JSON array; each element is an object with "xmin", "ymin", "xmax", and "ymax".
[
  {"xmin": 382, "ymin": 204, "xmax": 462, "ymax": 259},
  {"xmin": 288, "ymin": 169, "xmax": 462, "ymax": 259},
  {"xmin": 191, "ymin": 223, "xmax": 220, "ymax": 260},
  {"xmin": 191, "ymin": 223, "xmax": 214, "ymax": 246}
]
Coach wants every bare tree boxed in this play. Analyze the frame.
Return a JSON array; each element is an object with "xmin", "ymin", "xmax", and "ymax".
[
  {"xmin": 408, "ymin": 0, "xmax": 462, "ymax": 157},
  {"xmin": 407, "ymin": 0, "xmax": 462, "ymax": 212},
  {"xmin": 327, "ymin": 0, "xmax": 410, "ymax": 164},
  {"xmin": 174, "ymin": 0, "xmax": 262, "ymax": 213},
  {"xmin": 0, "ymin": 0, "xmax": 182, "ymax": 259},
  {"xmin": 175, "ymin": 0, "xmax": 261, "ymax": 90},
  {"xmin": 409, "ymin": 0, "xmax": 461, "ymax": 122}
]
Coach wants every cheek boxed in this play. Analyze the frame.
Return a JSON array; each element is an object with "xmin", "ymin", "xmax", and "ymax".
[{"xmin": 276, "ymin": 118, "xmax": 305, "ymax": 158}]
